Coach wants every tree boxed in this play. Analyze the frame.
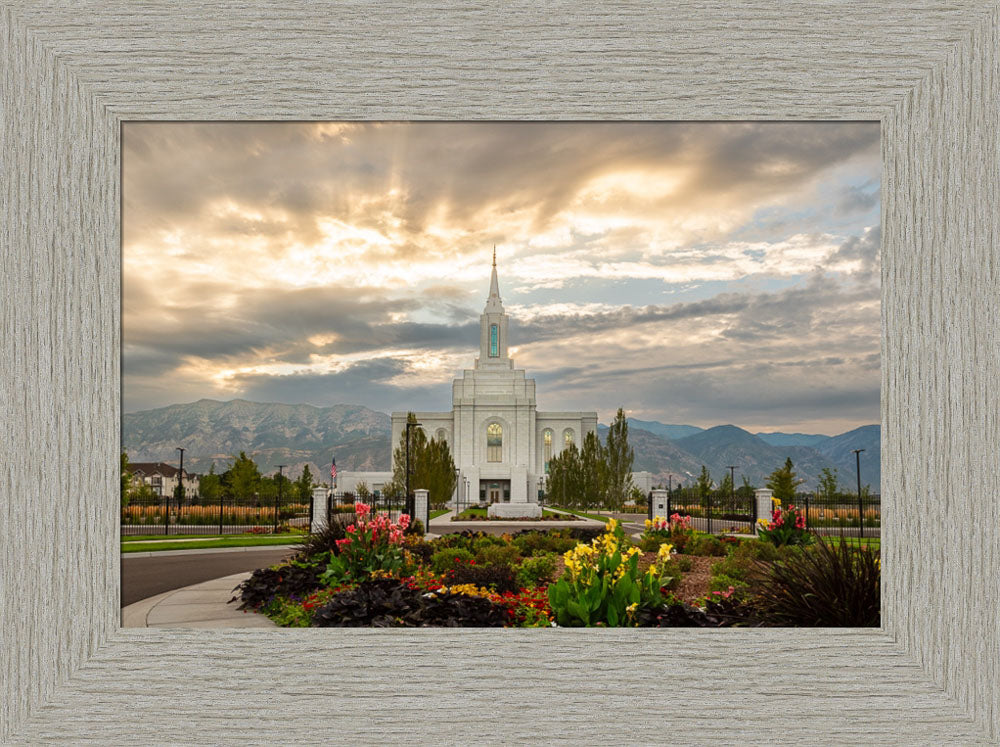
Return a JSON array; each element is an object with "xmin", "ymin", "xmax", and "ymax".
[
  {"xmin": 696, "ymin": 465, "xmax": 714, "ymax": 513},
  {"xmin": 580, "ymin": 430, "xmax": 607, "ymax": 512},
  {"xmin": 717, "ymin": 470, "xmax": 734, "ymax": 501},
  {"xmin": 223, "ymin": 451, "xmax": 261, "ymax": 504},
  {"xmin": 418, "ymin": 438, "xmax": 457, "ymax": 510},
  {"xmin": 391, "ymin": 413, "xmax": 429, "ymax": 495},
  {"xmin": 199, "ymin": 463, "xmax": 221, "ymax": 505},
  {"xmin": 390, "ymin": 414, "xmax": 456, "ymax": 510},
  {"xmin": 355, "ymin": 480, "xmax": 371, "ymax": 502},
  {"xmin": 121, "ymin": 451, "xmax": 132, "ymax": 508},
  {"xmin": 603, "ymin": 408, "xmax": 635, "ymax": 512},
  {"xmin": 766, "ymin": 457, "xmax": 800, "ymax": 502},
  {"xmin": 547, "ymin": 443, "xmax": 582, "ymax": 508},
  {"xmin": 295, "ymin": 464, "xmax": 314, "ymax": 503},
  {"xmin": 817, "ymin": 467, "xmax": 838, "ymax": 501}
]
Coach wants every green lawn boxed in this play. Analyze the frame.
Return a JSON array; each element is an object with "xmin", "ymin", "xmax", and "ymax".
[
  {"xmin": 121, "ymin": 533, "xmax": 304, "ymax": 553},
  {"xmin": 453, "ymin": 507, "xmax": 489, "ymax": 520},
  {"xmin": 429, "ymin": 509, "xmax": 450, "ymax": 519},
  {"xmin": 822, "ymin": 535, "xmax": 881, "ymax": 551}
]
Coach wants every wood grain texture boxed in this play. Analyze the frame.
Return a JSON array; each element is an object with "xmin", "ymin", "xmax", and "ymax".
[{"xmin": 2, "ymin": 1, "xmax": 998, "ymax": 743}]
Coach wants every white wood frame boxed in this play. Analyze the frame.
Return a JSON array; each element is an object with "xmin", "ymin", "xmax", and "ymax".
[{"xmin": 2, "ymin": 2, "xmax": 998, "ymax": 743}]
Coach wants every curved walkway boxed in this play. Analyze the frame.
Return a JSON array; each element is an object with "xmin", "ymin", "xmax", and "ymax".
[{"xmin": 122, "ymin": 572, "xmax": 276, "ymax": 629}]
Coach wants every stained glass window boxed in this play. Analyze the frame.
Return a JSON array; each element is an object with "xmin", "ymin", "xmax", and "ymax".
[
  {"xmin": 543, "ymin": 429, "xmax": 553, "ymax": 473},
  {"xmin": 487, "ymin": 423, "xmax": 502, "ymax": 462},
  {"xmin": 563, "ymin": 428, "xmax": 575, "ymax": 449},
  {"xmin": 490, "ymin": 324, "xmax": 498, "ymax": 357}
]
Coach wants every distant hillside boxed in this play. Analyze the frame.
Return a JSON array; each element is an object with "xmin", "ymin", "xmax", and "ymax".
[
  {"xmin": 755, "ymin": 431, "xmax": 832, "ymax": 448},
  {"xmin": 122, "ymin": 399, "xmax": 391, "ymax": 479},
  {"xmin": 626, "ymin": 419, "xmax": 703, "ymax": 441},
  {"xmin": 123, "ymin": 399, "xmax": 879, "ymax": 491}
]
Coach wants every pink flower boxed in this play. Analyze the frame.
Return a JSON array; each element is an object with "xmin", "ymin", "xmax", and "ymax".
[
  {"xmin": 399, "ymin": 514, "xmax": 411, "ymax": 529},
  {"xmin": 335, "ymin": 538, "xmax": 353, "ymax": 549},
  {"xmin": 355, "ymin": 502, "xmax": 371, "ymax": 518},
  {"xmin": 346, "ymin": 524, "xmax": 357, "ymax": 534}
]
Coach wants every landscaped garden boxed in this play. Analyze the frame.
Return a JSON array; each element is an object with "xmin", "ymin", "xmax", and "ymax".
[
  {"xmin": 451, "ymin": 507, "xmax": 577, "ymax": 521},
  {"xmin": 231, "ymin": 498, "xmax": 880, "ymax": 627}
]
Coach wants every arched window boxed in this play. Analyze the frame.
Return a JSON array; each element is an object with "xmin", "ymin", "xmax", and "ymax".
[
  {"xmin": 436, "ymin": 428, "xmax": 448, "ymax": 444},
  {"xmin": 487, "ymin": 423, "xmax": 502, "ymax": 462},
  {"xmin": 543, "ymin": 429, "xmax": 553, "ymax": 473},
  {"xmin": 489, "ymin": 324, "xmax": 499, "ymax": 357},
  {"xmin": 563, "ymin": 428, "xmax": 575, "ymax": 450}
]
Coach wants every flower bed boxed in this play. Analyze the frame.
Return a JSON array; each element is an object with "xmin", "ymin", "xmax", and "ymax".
[{"xmin": 232, "ymin": 503, "xmax": 879, "ymax": 628}]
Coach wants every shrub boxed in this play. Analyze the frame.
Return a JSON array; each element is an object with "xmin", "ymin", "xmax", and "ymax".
[
  {"xmin": 686, "ymin": 534, "xmax": 727, "ymax": 556},
  {"xmin": 475, "ymin": 543, "xmax": 522, "ymax": 568},
  {"xmin": 447, "ymin": 562, "xmax": 520, "ymax": 594},
  {"xmin": 430, "ymin": 547, "xmax": 475, "ymax": 574},
  {"xmin": 752, "ymin": 534, "xmax": 880, "ymax": 626},
  {"xmin": 672, "ymin": 555, "xmax": 693, "ymax": 572},
  {"xmin": 231, "ymin": 563, "xmax": 322, "ymax": 610},
  {"xmin": 311, "ymin": 578, "xmax": 509, "ymax": 627},
  {"xmin": 708, "ymin": 574, "xmax": 748, "ymax": 593},
  {"xmin": 405, "ymin": 518, "xmax": 425, "ymax": 536},
  {"xmin": 320, "ymin": 503, "xmax": 411, "ymax": 585},
  {"xmin": 756, "ymin": 498, "xmax": 814, "ymax": 547},
  {"xmin": 294, "ymin": 518, "xmax": 349, "ymax": 561},
  {"xmin": 516, "ymin": 553, "xmax": 557, "ymax": 587},
  {"xmin": 638, "ymin": 536, "xmax": 662, "ymax": 552},
  {"xmin": 511, "ymin": 530, "xmax": 578, "ymax": 556},
  {"xmin": 710, "ymin": 539, "xmax": 782, "ymax": 584}
]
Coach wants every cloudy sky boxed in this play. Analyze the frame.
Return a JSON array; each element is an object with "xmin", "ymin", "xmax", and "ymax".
[{"xmin": 123, "ymin": 121, "xmax": 880, "ymax": 434}]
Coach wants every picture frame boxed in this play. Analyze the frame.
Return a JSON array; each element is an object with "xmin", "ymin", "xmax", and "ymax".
[{"xmin": 2, "ymin": 3, "xmax": 997, "ymax": 743}]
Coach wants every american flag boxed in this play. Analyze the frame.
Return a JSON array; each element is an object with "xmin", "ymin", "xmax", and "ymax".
[{"xmin": 330, "ymin": 457, "xmax": 337, "ymax": 483}]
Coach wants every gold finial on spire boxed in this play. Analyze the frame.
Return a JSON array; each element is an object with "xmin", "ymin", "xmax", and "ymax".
[{"xmin": 492, "ymin": 245, "xmax": 496, "ymax": 267}]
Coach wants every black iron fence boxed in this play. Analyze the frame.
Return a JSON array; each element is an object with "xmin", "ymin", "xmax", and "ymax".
[
  {"xmin": 120, "ymin": 493, "xmax": 310, "ymax": 536},
  {"xmin": 655, "ymin": 490, "xmax": 881, "ymax": 537},
  {"xmin": 323, "ymin": 490, "xmax": 407, "ymax": 529}
]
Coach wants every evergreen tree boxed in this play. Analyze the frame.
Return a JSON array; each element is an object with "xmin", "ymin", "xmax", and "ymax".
[
  {"xmin": 389, "ymin": 413, "xmax": 456, "ymax": 509},
  {"xmin": 817, "ymin": 467, "xmax": 838, "ymax": 501},
  {"xmin": 547, "ymin": 444, "xmax": 582, "ymax": 508},
  {"xmin": 295, "ymin": 464, "xmax": 314, "ymax": 503},
  {"xmin": 391, "ymin": 413, "xmax": 429, "ymax": 494},
  {"xmin": 717, "ymin": 470, "xmax": 734, "ymax": 500},
  {"xmin": 199, "ymin": 463, "xmax": 221, "ymax": 505},
  {"xmin": 580, "ymin": 430, "xmax": 607, "ymax": 511},
  {"xmin": 121, "ymin": 451, "xmax": 132, "ymax": 508},
  {"xmin": 766, "ymin": 457, "xmax": 800, "ymax": 502},
  {"xmin": 696, "ymin": 465, "xmax": 714, "ymax": 514},
  {"xmin": 223, "ymin": 451, "xmax": 261, "ymax": 504},
  {"xmin": 603, "ymin": 408, "xmax": 635, "ymax": 512}
]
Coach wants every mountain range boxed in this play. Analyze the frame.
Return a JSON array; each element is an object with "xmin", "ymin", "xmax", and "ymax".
[{"xmin": 122, "ymin": 399, "xmax": 880, "ymax": 492}]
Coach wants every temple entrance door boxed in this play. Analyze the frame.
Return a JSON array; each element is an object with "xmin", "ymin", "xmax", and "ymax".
[{"xmin": 488, "ymin": 486, "xmax": 501, "ymax": 503}]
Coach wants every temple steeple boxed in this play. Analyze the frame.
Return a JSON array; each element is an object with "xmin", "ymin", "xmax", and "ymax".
[{"xmin": 477, "ymin": 246, "xmax": 510, "ymax": 367}]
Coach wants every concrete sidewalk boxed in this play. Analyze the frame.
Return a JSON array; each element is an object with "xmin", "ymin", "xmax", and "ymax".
[
  {"xmin": 121, "ymin": 572, "xmax": 277, "ymax": 629},
  {"xmin": 429, "ymin": 508, "xmax": 604, "ymax": 533}
]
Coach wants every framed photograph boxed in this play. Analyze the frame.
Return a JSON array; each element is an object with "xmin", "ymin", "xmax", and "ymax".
[{"xmin": 3, "ymin": 3, "xmax": 998, "ymax": 744}]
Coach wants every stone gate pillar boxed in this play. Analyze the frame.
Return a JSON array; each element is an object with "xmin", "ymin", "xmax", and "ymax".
[
  {"xmin": 310, "ymin": 486, "xmax": 329, "ymax": 534},
  {"xmin": 413, "ymin": 488, "xmax": 429, "ymax": 531},
  {"xmin": 754, "ymin": 488, "xmax": 774, "ymax": 534},
  {"xmin": 650, "ymin": 489, "xmax": 669, "ymax": 519}
]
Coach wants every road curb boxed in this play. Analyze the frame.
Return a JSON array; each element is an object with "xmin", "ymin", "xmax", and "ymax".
[{"xmin": 121, "ymin": 544, "xmax": 299, "ymax": 558}]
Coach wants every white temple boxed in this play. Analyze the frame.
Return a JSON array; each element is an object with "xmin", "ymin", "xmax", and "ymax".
[{"xmin": 341, "ymin": 251, "xmax": 597, "ymax": 518}]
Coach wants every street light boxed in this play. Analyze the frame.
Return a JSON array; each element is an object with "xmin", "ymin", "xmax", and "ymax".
[
  {"xmin": 405, "ymin": 421, "xmax": 422, "ymax": 518},
  {"xmin": 175, "ymin": 447, "xmax": 185, "ymax": 533},
  {"xmin": 727, "ymin": 465, "xmax": 738, "ymax": 523},
  {"xmin": 853, "ymin": 449, "xmax": 865, "ymax": 539},
  {"xmin": 275, "ymin": 464, "xmax": 286, "ymax": 533}
]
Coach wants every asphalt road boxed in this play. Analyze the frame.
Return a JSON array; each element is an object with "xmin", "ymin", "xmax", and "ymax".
[{"xmin": 121, "ymin": 547, "xmax": 296, "ymax": 607}]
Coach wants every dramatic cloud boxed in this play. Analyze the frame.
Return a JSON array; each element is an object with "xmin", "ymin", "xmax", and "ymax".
[{"xmin": 123, "ymin": 122, "xmax": 880, "ymax": 433}]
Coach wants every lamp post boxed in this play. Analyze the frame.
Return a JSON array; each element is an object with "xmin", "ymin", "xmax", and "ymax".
[
  {"xmin": 274, "ymin": 465, "xmax": 286, "ymax": 533},
  {"xmin": 405, "ymin": 421, "xmax": 422, "ymax": 518},
  {"xmin": 853, "ymin": 449, "xmax": 865, "ymax": 539},
  {"xmin": 175, "ymin": 447, "xmax": 185, "ymax": 533},
  {"xmin": 454, "ymin": 468, "xmax": 461, "ymax": 513}
]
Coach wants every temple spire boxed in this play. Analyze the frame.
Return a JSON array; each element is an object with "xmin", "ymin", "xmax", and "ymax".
[{"xmin": 487, "ymin": 246, "xmax": 501, "ymax": 303}]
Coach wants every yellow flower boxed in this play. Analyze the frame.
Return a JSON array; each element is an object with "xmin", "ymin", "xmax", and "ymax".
[
  {"xmin": 656, "ymin": 543, "xmax": 674, "ymax": 561},
  {"xmin": 756, "ymin": 518, "xmax": 768, "ymax": 526},
  {"xmin": 607, "ymin": 518, "xmax": 619, "ymax": 533},
  {"xmin": 644, "ymin": 519, "xmax": 652, "ymax": 529},
  {"xmin": 771, "ymin": 497, "xmax": 781, "ymax": 507},
  {"xmin": 626, "ymin": 602, "xmax": 639, "ymax": 614}
]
